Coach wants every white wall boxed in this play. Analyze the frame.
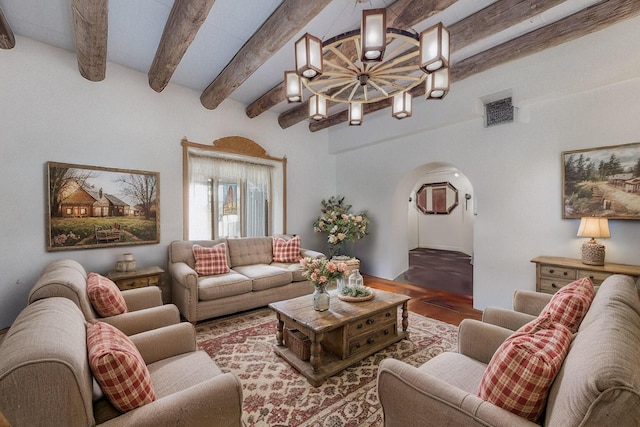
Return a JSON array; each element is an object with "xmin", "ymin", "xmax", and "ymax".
[
  {"xmin": 0, "ymin": 37, "xmax": 332, "ymax": 328},
  {"xmin": 330, "ymin": 16, "xmax": 640, "ymax": 311}
]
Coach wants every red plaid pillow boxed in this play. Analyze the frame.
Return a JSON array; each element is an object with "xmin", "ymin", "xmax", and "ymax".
[
  {"xmin": 273, "ymin": 236, "xmax": 301, "ymax": 263},
  {"xmin": 87, "ymin": 321, "xmax": 156, "ymax": 412},
  {"xmin": 540, "ymin": 277, "xmax": 595, "ymax": 333},
  {"xmin": 477, "ymin": 315, "xmax": 572, "ymax": 421},
  {"xmin": 193, "ymin": 243, "xmax": 230, "ymax": 275},
  {"xmin": 87, "ymin": 272, "xmax": 128, "ymax": 317}
]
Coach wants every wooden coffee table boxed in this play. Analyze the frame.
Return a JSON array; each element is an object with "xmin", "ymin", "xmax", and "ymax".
[{"xmin": 269, "ymin": 289, "xmax": 410, "ymax": 386}]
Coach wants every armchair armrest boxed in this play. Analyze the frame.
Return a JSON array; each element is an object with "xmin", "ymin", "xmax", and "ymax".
[
  {"xmin": 121, "ymin": 287, "xmax": 163, "ymax": 311},
  {"xmin": 482, "ymin": 307, "xmax": 536, "ymax": 331},
  {"xmin": 513, "ymin": 290, "xmax": 552, "ymax": 316},
  {"xmin": 129, "ymin": 322, "xmax": 196, "ymax": 365},
  {"xmin": 169, "ymin": 262, "xmax": 198, "ymax": 291},
  {"xmin": 100, "ymin": 305, "xmax": 180, "ymax": 336},
  {"xmin": 458, "ymin": 319, "xmax": 514, "ymax": 364},
  {"xmin": 377, "ymin": 358, "xmax": 537, "ymax": 427},
  {"xmin": 300, "ymin": 248, "xmax": 325, "ymax": 259},
  {"xmin": 99, "ymin": 373, "xmax": 243, "ymax": 427}
]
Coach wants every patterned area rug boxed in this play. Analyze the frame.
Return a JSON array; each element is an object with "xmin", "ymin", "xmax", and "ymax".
[{"xmin": 196, "ymin": 307, "xmax": 457, "ymax": 427}]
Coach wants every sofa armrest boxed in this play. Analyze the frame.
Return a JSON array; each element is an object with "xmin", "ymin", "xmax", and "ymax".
[
  {"xmin": 300, "ymin": 248, "xmax": 325, "ymax": 259},
  {"xmin": 377, "ymin": 358, "xmax": 537, "ymax": 427},
  {"xmin": 458, "ymin": 319, "xmax": 514, "ymax": 364},
  {"xmin": 169, "ymin": 262, "xmax": 198, "ymax": 291},
  {"xmin": 513, "ymin": 290, "xmax": 552, "ymax": 316},
  {"xmin": 100, "ymin": 305, "xmax": 180, "ymax": 336},
  {"xmin": 482, "ymin": 307, "xmax": 536, "ymax": 331},
  {"xmin": 128, "ymin": 322, "xmax": 196, "ymax": 364},
  {"xmin": 121, "ymin": 287, "xmax": 163, "ymax": 311},
  {"xmin": 98, "ymin": 373, "xmax": 243, "ymax": 427}
]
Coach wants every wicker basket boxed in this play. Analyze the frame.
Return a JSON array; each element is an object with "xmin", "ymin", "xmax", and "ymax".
[{"xmin": 284, "ymin": 328, "xmax": 310, "ymax": 361}]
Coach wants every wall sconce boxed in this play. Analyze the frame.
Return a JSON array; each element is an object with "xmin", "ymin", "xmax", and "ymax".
[{"xmin": 577, "ymin": 217, "xmax": 610, "ymax": 265}]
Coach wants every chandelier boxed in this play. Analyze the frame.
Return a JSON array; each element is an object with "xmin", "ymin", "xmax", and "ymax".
[{"xmin": 285, "ymin": 8, "xmax": 450, "ymax": 126}]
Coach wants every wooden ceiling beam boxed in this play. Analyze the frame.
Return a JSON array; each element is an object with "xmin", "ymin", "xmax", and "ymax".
[
  {"xmin": 71, "ymin": 0, "xmax": 108, "ymax": 82},
  {"xmin": 309, "ymin": 0, "xmax": 640, "ymax": 132},
  {"xmin": 0, "ymin": 7, "xmax": 16, "ymax": 49},
  {"xmin": 148, "ymin": 0, "xmax": 217, "ymax": 93},
  {"xmin": 200, "ymin": 0, "xmax": 333, "ymax": 110},
  {"xmin": 253, "ymin": 0, "xmax": 457, "ymax": 122}
]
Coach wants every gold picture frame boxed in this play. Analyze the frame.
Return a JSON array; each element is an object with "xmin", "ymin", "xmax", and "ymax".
[{"xmin": 46, "ymin": 162, "xmax": 160, "ymax": 251}]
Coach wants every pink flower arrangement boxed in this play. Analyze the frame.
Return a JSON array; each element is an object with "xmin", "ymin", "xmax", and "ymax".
[{"xmin": 300, "ymin": 257, "xmax": 348, "ymax": 288}]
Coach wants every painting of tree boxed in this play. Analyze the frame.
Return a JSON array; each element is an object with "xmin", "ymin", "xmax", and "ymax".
[{"xmin": 562, "ymin": 142, "xmax": 640, "ymax": 219}]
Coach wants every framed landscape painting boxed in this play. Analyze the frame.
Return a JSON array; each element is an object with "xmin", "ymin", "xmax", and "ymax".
[
  {"xmin": 562, "ymin": 142, "xmax": 640, "ymax": 219},
  {"xmin": 46, "ymin": 162, "xmax": 160, "ymax": 251}
]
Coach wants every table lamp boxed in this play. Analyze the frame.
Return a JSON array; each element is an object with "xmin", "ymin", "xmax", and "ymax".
[{"xmin": 577, "ymin": 217, "xmax": 610, "ymax": 266}]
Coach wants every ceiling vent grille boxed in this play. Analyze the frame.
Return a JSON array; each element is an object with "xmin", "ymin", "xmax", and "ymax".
[{"xmin": 485, "ymin": 97, "xmax": 513, "ymax": 127}]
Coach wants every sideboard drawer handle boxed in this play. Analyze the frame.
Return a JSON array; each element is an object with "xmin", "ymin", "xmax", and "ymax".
[
  {"xmin": 563, "ymin": 272, "xmax": 568, "ymax": 276},
  {"xmin": 355, "ymin": 342, "xmax": 360, "ymax": 348},
  {"xmin": 366, "ymin": 319, "xmax": 374, "ymax": 325},
  {"xmin": 357, "ymin": 323, "xmax": 363, "ymax": 329},
  {"xmin": 551, "ymin": 283, "xmax": 558, "ymax": 289},
  {"xmin": 385, "ymin": 312, "xmax": 391, "ymax": 318},
  {"xmin": 383, "ymin": 329, "xmax": 390, "ymax": 335},
  {"xmin": 549, "ymin": 269, "xmax": 555, "ymax": 274},
  {"xmin": 367, "ymin": 338, "xmax": 375, "ymax": 344}
]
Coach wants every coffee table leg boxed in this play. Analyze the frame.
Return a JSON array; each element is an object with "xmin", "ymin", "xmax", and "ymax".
[
  {"xmin": 309, "ymin": 332, "xmax": 323, "ymax": 373},
  {"xmin": 275, "ymin": 313, "xmax": 283, "ymax": 346},
  {"xmin": 402, "ymin": 301, "xmax": 409, "ymax": 332}
]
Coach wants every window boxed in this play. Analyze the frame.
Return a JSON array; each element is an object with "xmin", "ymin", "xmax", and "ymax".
[{"xmin": 182, "ymin": 137, "xmax": 287, "ymax": 240}]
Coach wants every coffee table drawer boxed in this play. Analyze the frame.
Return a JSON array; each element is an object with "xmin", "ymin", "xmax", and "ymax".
[
  {"xmin": 347, "ymin": 309, "xmax": 396, "ymax": 337},
  {"xmin": 348, "ymin": 322, "xmax": 397, "ymax": 357}
]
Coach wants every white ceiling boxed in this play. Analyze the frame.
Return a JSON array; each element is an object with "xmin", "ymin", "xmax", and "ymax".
[{"xmin": 0, "ymin": 0, "xmax": 617, "ymax": 116}]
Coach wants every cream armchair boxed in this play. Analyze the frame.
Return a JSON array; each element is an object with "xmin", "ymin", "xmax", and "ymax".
[{"xmin": 29, "ymin": 259, "xmax": 180, "ymax": 336}]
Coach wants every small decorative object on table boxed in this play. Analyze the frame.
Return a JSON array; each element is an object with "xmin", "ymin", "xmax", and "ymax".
[
  {"xmin": 338, "ymin": 269, "xmax": 374, "ymax": 302},
  {"xmin": 300, "ymin": 257, "xmax": 348, "ymax": 311}
]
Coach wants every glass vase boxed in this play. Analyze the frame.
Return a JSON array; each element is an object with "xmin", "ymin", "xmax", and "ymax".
[{"xmin": 313, "ymin": 283, "xmax": 330, "ymax": 311}]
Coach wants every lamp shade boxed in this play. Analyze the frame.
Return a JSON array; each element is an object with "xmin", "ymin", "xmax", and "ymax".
[
  {"xmin": 349, "ymin": 102, "xmax": 363, "ymax": 125},
  {"xmin": 425, "ymin": 67, "xmax": 449, "ymax": 99},
  {"xmin": 295, "ymin": 33, "xmax": 323, "ymax": 79},
  {"xmin": 420, "ymin": 22, "xmax": 450, "ymax": 73},
  {"xmin": 392, "ymin": 92, "xmax": 412, "ymax": 119},
  {"xmin": 284, "ymin": 71, "xmax": 303, "ymax": 103},
  {"xmin": 361, "ymin": 9, "xmax": 386, "ymax": 62},
  {"xmin": 577, "ymin": 217, "xmax": 610, "ymax": 238},
  {"xmin": 309, "ymin": 94, "xmax": 327, "ymax": 120}
]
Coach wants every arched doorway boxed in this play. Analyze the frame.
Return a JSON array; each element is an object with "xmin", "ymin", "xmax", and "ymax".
[{"xmin": 396, "ymin": 163, "xmax": 474, "ymax": 295}]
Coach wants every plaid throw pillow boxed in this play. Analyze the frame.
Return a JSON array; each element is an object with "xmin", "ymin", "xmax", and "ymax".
[
  {"xmin": 273, "ymin": 236, "xmax": 301, "ymax": 263},
  {"xmin": 87, "ymin": 272, "xmax": 128, "ymax": 317},
  {"xmin": 87, "ymin": 321, "xmax": 156, "ymax": 412},
  {"xmin": 193, "ymin": 243, "xmax": 230, "ymax": 275},
  {"xmin": 477, "ymin": 314, "xmax": 572, "ymax": 421},
  {"xmin": 540, "ymin": 277, "xmax": 595, "ymax": 333}
]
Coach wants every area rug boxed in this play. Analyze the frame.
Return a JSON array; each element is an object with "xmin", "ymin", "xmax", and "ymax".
[{"xmin": 196, "ymin": 307, "xmax": 458, "ymax": 427}]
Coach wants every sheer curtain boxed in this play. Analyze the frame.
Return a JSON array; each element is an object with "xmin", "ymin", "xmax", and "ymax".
[{"xmin": 188, "ymin": 152, "xmax": 272, "ymax": 240}]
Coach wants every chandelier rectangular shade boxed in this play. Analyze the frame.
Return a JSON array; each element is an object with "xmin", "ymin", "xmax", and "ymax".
[
  {"xmin": 425, "ymin": 67, "xmax": 450, "ymax": 99},
  {"xmin": 577, "ymin": 217, "xmax": 611, "ymax": 239},
  {"xmin": 284, "ymin": 71, "xmax": 303, "ymax": 103},
  {"xmin": 309, "ymin": 95, "xmax": 327, "ymax": 120},
  {"xmin": 349, "ymin": 102, "xmax": 363, "ymax": 125},
  {"xmin": 392, "ymin": 92, "xmax": 412, "ymax": 119},
  {"xmin": 295, "ymin": 33, "xmax": 323, "ymax": 79},
  {"xmin": 420, "ymin": 22, "xmax": 450, "ymax": 73},
  {"xmin": 361, "ymin": 9, "xmax": 386, "ymax": 62}
]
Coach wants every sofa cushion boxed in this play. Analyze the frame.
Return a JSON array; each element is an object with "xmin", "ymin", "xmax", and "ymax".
[
  {"xmin": 197, "ymin": 271, "xmax": 253, "ymax": 301},
  {"xmin": 87, "ymin": 321, "xmax": 156, "ymax": 413},
  {"xmin": 477, "ymin": 315, "xmax": 572, "ymax": 422},
  {"xmin": 193, "ymin": 243, "xmax": 230, "ymax": 276},
  {"xmin": 271, "ymin": 261, "xmax": 306, "ymax": 282},
  {"xmin": 232, "ymin": 264, "xmax": 293, "ymax": 291},
  {"xmin": 87, "ymin": 273, "xmax": 128, "ymax": 317},
  {"xmin": 273, "ymin": 236, "xmax": 301, "ymax": 263},
  {"xmin": 539, "ymin": 276, "xmax": 594, "ymax": 333},
  {"xmin": 227, "ymin": 237, "xmax": 273, "ymax": 267}
]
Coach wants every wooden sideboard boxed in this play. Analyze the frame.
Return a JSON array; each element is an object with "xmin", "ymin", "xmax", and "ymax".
[
  {"xmin": 107, "ymin": 266, "xmax": 164, "ymax": 291},
  {"xmin": 531, "ymin": 256, "xmax": 640, "ymax": 295}
]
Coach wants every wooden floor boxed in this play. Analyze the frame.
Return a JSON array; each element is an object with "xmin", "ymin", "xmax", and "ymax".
[{"xmin": 364, "ymin": 274, "xmax": 482, "ymax": 326}]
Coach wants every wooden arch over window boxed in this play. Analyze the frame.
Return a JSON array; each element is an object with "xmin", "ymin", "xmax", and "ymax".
[{"xmin": 181, "ymin": 136, "xmax": 287, "ymax": 239}]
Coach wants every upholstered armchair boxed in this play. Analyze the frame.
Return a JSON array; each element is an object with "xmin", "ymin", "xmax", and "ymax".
[{"xmin": 28, "ymin": 259, "xmax": 180, "ymax": 336}]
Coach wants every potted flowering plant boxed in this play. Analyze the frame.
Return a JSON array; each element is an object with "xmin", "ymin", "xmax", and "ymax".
[
  {"xmin": 300, "ymin": 256, "xmax": 348, "ymax": 311},
  {"xmin": 313, "ymin": 196, "xmax": 370, "ymax": 258}
]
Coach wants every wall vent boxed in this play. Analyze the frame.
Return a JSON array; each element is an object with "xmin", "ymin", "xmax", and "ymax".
[{"xmin": 485, "ymin": 97, "xmax": 514, "ymax": 127}]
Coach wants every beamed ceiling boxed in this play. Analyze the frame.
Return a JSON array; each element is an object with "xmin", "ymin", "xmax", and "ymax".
[{"xmin": 1, "ymin": 0, "xmax": 639, "ymax": 132}]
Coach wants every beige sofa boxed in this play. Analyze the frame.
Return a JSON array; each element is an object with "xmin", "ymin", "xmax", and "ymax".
[
  {"xmin": 28, "ymin": 259, "xmax": 180, "ymax": 336},
  {"xmin": 0, "ymin": 297, "xmax": 243, "ymax": 426},
  {"xmin": 168, "ymin": 237, "xmax": 324, "ymax": 322},
  {"xmin": 377, "ymin": 274, "xmax": 640, "ymax": 426}
]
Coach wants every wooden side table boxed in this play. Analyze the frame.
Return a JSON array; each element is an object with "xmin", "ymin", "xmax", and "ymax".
[
  {"xmin": 531, "ymin": 256, "xmax": 640, "ymax": 295},
  {"xmin": 107, "ymin": 266, "xmax": 164, "ymax": 291}
]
